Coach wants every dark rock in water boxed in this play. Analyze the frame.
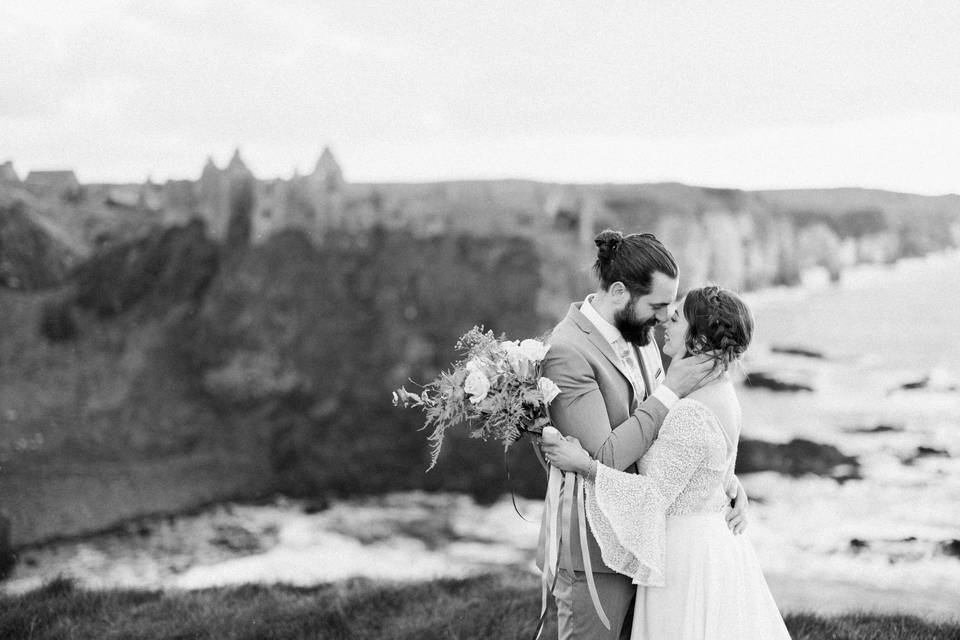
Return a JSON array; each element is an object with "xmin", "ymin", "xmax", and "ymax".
[
  {"xmin": 849, "ymin": 538, "xmax": 869, "ymax": 551},
  {"xmin": 891, "ymin": 375, "xmax": 957, "ymax": 394},
  {"xmin": 940, "ymin": 539, "xmax": 960, "ymax": 558},
  {"xmin": 902, "ymin": 446, "xmax": 950, "ymax": 465},
  {"xmin": 736, "ymin": 438, "xmax": 860, "ymax": 480},
  {"xmin": 898, "ymin": 377, "xmax": 931, "ymax": 391},
  {"xmin": 845, "ymin": 424, "xmax": 902, "ymax": 434},
  {"xmin": 743, "ymin": 372, "xmax": 814, "ymax": 393},
  {"xmin": 210, "ymin": 524, "xmax": 261, "ymax": 553},
  {"xmin": 0, "ymin": 513, "xmax": 15, "ymax": 580},
  {"xmin": 770, "ymin": 345, "xmax": 825, "ymax": 359}
]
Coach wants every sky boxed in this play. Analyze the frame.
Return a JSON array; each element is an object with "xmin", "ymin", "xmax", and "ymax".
[{"xmin": 3, "ymin": 1, "xmax": 960, "ymax": 194}]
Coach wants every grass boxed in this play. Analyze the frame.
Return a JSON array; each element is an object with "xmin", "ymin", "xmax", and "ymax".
[{"xmin": 1, "ymin": 572, "xmax": 957, "ymax": 640}]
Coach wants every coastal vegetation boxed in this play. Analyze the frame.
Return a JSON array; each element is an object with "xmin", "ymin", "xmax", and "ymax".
[{"xmin": 1, "ymin": 572, "xmax": 956, "ymax": 640}]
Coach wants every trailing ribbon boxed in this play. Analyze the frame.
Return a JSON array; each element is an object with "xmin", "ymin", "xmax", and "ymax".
[
  {"xmin": 533, "ymin": 466, "xmax": 609, "ymax": 639},
  {"xmin": 533, "ymin": 464, "xmax": 563, "ymax": 640},
  {"xmin": 577, "ymin": 473, "xmax": 610, "ymax": 630},
  {"xmin": 505, "ymin": 448, "xmax": 533, "ymax": 522}
]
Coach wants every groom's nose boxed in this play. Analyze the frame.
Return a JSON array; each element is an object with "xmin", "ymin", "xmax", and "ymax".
[{"xmin": 655, "ymin": 307, "xmax": 669, "ymax": 323}]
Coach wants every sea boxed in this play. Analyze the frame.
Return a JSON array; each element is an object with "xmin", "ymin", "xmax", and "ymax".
[
  {"xmin": 733, "ymin": 250, "xmax": 960, "ymax": 615},
  {"xmin": 4, "ymin": 251, "xmax": 959, "ymax": 617}
]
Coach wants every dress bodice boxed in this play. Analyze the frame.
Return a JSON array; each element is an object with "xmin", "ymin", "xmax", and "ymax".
[
  {"xmin": 584, "ymin": 396, "xmax": 741, "ymax": 586},
  {"xmin": 636, "ymin": 397, "xmax": 738, "ymax": 516}
]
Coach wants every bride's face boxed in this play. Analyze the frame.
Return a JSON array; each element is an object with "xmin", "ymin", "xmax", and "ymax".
[{"xmin": 661, "ymin": 300, "xmax": 689, "ymax": 359}]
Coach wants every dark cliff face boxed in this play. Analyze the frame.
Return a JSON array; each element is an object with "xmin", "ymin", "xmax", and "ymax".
[
  {"xmin": 0, "ymin": 222, "xmax": 553, "ymax": 545},
  {"xmin": 71, "ymin": 219, "xmax": 220, "ymax": 318},
  {"xmin": 2, "ymin": 223, "xmax": 550, "ymax": 547},
  {"xmin": 0, "ymin": 201, "xmax": 77, "ymax": 290},
  {"xmin": 189, "ymin": 227, "xmax": 547, "ymax": 500}
]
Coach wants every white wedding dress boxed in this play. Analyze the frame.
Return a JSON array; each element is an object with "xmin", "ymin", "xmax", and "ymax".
[{"xmin": 584, "ymin": 385, "xmax": 791, "ymax": 640}]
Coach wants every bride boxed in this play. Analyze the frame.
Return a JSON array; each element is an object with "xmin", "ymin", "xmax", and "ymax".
[{"xmin": 540, "ymin": 285, "xmax": 791, "ymax": 640}]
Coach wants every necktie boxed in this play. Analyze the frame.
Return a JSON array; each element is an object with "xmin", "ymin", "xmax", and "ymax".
[{"xmin": 615, "ymin": 339, "xmax": 646, "ymax": 401}]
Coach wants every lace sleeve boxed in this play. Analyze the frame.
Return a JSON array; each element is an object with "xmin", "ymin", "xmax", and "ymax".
[{"xmin": 583, "ymin": 400, "xmax": 711, "ymax": 586}]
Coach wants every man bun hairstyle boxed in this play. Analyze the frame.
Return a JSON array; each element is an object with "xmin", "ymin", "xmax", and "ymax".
[
  {"xmin": 593, "ymin": 229, "xmax": 678, "ymax": 296},
  {"xmin": 682, "ymin": 285, "xmax": 754, "ymax": 374}
]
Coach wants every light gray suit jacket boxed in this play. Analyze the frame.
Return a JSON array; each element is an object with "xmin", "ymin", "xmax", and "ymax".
[{"xmin": 536, "ymin": 302, "xmax": 669, "ymax": 573}]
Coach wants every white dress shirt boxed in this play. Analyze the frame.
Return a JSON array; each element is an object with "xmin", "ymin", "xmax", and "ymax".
[{"xmin": 581, "ymin": 295, "xmax": 679, "ymax": 409}]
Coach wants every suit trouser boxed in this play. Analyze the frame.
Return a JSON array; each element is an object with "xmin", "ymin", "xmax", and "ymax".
[{"xmin": 553, "ymin": 568, "xmax": 635, "ymax": 640}]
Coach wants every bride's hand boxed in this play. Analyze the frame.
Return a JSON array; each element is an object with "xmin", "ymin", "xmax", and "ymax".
[
  {"xmin": 726, "ymin": 480, "xmax": 749, "ymax": 535},
  {"xmin": 540, "ymin": 427, "xmax": 593, "ymax": 475}
]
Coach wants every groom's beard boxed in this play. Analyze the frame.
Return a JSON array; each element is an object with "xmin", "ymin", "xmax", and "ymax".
[{"xmin": 614, "ymin": 305, "xmax": 658, "ymax": 347}]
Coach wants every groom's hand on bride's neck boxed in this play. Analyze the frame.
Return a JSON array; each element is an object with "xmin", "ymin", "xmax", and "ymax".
[{"xmin": 663, "ymin": 354, "xmax": 718, "ymax": 397}]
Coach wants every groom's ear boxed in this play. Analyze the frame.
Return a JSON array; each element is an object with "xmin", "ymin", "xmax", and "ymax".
[{"xmin": 609, "ymin": 281, "xmax": 630, "ymax": 305}]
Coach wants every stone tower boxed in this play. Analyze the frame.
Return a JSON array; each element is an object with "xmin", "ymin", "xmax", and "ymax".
[
  {"xmin": 0, "ymin": 160, "xmax": 19, "ymax": 183},
  {"xmin": 224, "ymin": 150, "xmax": 256, "ymax": 249},
  {"xmin": 308, "ymin": 146, "xmax": 345, "ymax": 231},
  {"xmin": 197, "ymin": 156, "xmax": 227, "ymax": 238},
  {"xmin": 196, "ymin": 150, "xmax": 257, "ymax": 242},
  {"xmin": 312, "ymin": 146, "xmax": 343, "ymax": 192}
]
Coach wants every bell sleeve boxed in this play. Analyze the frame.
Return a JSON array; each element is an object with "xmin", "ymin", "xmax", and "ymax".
[{"xmin": 583, "ymin": 400, "xmax": 710, "ymax": 586}]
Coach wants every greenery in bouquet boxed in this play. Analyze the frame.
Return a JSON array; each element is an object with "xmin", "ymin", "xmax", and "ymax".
[{"xmin": 393, "ymin": 327, "xmax": 560, "ymax": 469}]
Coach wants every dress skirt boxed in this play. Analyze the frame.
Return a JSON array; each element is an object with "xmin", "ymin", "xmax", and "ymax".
[{"xmin": 631, "ymin": 512, "xmax": 791, "ymax": 640}]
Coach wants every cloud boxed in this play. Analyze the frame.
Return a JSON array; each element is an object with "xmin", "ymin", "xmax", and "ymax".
[{"xmin": 1, "ymin": 1, "xmax": 959, "ymax": 191}]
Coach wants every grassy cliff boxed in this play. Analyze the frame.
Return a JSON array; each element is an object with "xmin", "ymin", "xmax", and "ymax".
[{"xmin": 1, "ymin": 573, "xmax": 956, "ymax": 640}]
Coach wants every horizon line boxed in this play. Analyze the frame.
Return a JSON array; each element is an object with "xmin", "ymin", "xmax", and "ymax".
[{"xmin": 5, "ymin": 156, "xmax": 959, "ymax": 199}]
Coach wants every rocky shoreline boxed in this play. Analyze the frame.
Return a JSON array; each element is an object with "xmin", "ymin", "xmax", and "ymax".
[{"xmin": 3, "ymin": 490, "xmax": 958, "ymax": 620}]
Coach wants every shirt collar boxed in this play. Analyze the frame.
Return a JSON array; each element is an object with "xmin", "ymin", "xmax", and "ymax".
[{"xmin": 581, "ymin": 294, "xmax": 625, "ymax": 347}]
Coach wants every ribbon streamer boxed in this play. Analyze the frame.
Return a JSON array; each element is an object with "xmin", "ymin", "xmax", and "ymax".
[
  {"xmin": 533, "ymin": 464, "xmax": 564, "ymax": 640},
  {"xmin": 505, "ymin": 448, "xmax": 533, "ymax": 522},
  {"xmin": 533, "ymin": 466, "xmax": 609, "ymax": 639},
  {"xmin": 577, "ymin": 473, "xmax": 610, "ymax": 630}
]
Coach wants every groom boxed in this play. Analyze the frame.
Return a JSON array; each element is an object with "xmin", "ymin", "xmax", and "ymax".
[{"xmin": 537, "ymin": 230, "xmax": 743, "ymax": 640}]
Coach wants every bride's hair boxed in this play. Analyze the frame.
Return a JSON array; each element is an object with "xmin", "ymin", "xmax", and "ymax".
[
  {"xmin": 682, "ymin": 285, "xmax": 754, "ymax": 374},
  {"xmin": 594, "ymin": 229, "xmax": 677, "ymax": 296}
]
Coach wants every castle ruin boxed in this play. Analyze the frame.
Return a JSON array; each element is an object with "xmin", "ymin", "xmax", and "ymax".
[{"xmin": 193, "ymin": 146, "xmax": 346, "ymax": 244}]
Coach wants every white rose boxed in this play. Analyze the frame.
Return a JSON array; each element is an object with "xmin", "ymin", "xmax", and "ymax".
[
  {"xmin": 465, "ymin": 357, "xmax": 484, "ymax": 375},
  {"xmin": 537, "ymin": 377, "xmax": 561, "ymax": 405},
  {"xmin": 464, "ymin": 370, "xmax": 491, "ymax": 404},
  {"xmin": 500, "ymin": 340, "xmax": 523, "ymax": 372},
  {"xmin": 500, "ymin": 340, "xmax": 521, "ymax": 356},
  {"xmin": 519, "ymin": 339, "xmax": 550, "ymax": 363}
]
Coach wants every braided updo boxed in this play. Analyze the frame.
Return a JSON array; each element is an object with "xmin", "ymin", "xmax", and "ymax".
[{"xmin": 682, "ymin": 285, "xmax": 754, "ymax": 374}]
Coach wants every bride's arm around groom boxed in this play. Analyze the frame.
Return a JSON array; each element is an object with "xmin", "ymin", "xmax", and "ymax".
[{"xmin": 543, "ymin": 335, "xmax": 714, "ymax": 470}]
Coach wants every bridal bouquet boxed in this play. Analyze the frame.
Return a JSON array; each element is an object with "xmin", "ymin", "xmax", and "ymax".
[{"xmin": 392, "ymin": 326, "xmax": 560, "ymax": 469}]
